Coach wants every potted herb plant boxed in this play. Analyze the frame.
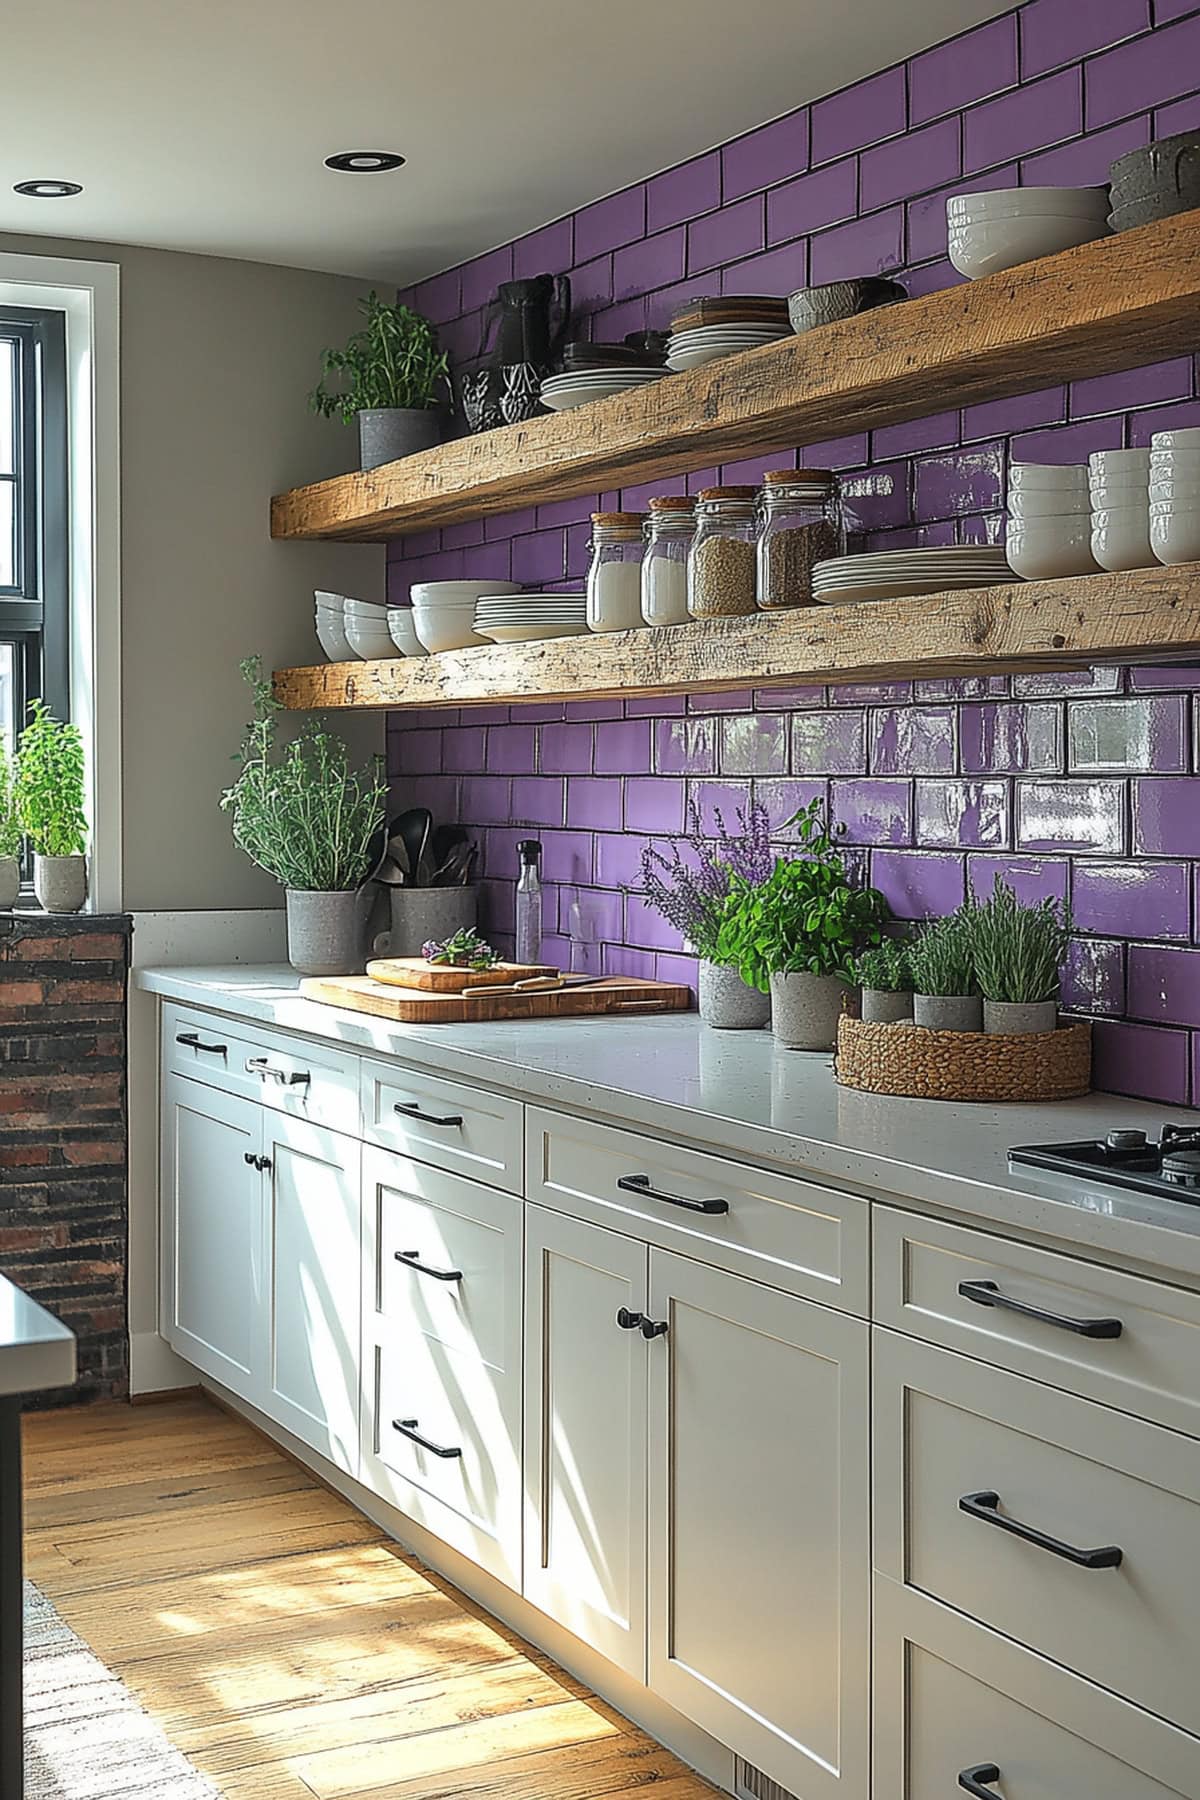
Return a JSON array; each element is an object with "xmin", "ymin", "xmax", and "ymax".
[
  {"xmin": 910, "ymin": 909, "xmax": 981, "ymax": 1032},
  {"xmin": 0, "ymin": 738, "xmax": 20, "ymax": 910},
  {"xmin": 639, "ymin": 801, "xmax": 774, "ymax": 1029},
  {"xmin": 310, "ymin": 291, "xmax": 450, "ymax": 470},
  {"xmin": 972, "ymin": 875, "xmax": 1070, "ymax": 1035},
  {"xmin": 221, "ymin": 657, "xmax": 388, "ymax": 975},
  {"xmin": 854, "ymin": 939, "xmax": 914, "ymax": 1023},
  {"xmin": 14, "ymin": 701, "xmax": 88, "ymax": 913},
  {"xmin": 715, "ymin": 800, "xmax": 888, "ymax": 1050}
]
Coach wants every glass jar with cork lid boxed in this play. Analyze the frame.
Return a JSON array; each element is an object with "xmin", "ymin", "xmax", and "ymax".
[
  {"xmin": 586, "ymin": 512, "xmax": 646, "ymax": 633},
  {"xmin": 756, "ymin": 469, "xmax": 844, "ymax": 610},
  {"xmin": 641, "ymin": 495, "xmax": 694, "ymax": 627},
  {"xmin": 687, "ymin": 487, "xmax": 758, "ymax": 619}
]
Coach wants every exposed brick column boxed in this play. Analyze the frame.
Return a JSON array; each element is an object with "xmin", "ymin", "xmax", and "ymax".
[{"xmin": 0, "ymin": 912, "xmax": 132, "ymax": 1405}]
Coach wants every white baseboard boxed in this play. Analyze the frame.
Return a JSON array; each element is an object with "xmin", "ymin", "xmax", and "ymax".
[{"xmin": 129, "ymin": 1331, "xmax": 195, "ymax": 1394}]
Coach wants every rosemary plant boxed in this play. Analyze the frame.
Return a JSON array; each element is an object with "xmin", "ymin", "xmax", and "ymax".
[
  {"xmin": 14, "ymin": 701, "xmax": 87, "ymax": 856},
  {"xmin": 854, "ymin": 938, "xmax": 913, "ymax": 993},
  {"xmin": 909, "ymin": 910, "xmax": 978, "ymax": 998},
  {"xmin": 0, "ymin": 739, "xmax": 21, "ymax": 858},
  {"xmin": 971, "ymin": 876, "xmax": 1070, "ymax": 1003},
  {"xmin": 310, "ymin": 293, "xmax": 449, "ymax": 423},
  {"xmin": 220, "ymin": 657, "xmax": 388, "ymax": 892}
]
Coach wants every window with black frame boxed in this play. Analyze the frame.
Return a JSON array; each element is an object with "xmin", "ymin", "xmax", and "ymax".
[{"xmin": 0, "ymin": 306, "xmax": 69, "ymax": 764}]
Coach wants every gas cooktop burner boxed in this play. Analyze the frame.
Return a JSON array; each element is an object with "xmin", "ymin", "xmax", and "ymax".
[{"xmin": 1010, "ymin": 1124, "xmax": 1200, "ymax": 1202}]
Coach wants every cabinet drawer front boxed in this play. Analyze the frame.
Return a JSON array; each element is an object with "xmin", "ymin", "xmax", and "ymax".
[
  {"xmin": 874, "ymin": 1207, "xmax": 1200, "ymax": 1436},
  {"xmin": 164, "ymin": 1004, "xmax": 360, "ymax": 1134},
  {"xmin": 528, "ymin": 1108, "xmax": 867, "ymax": 1312},
  {"xmin": 361, "ymin": 1059, "xmax": 523, "ymax": 1194},
  {"xmin": 364, "ymin": 1146, "xmax": 518, "ymax": 1373},
  {"xmin": 875, "ymin": 1332, "xmax": 1200, "ymax": 1735},
  {"xmin": 875, "ymin": 1578, "xmax": 1198, "ymax": 1800}
]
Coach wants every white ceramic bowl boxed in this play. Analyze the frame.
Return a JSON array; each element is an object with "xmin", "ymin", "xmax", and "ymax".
[
  {"xmin": 1151, "ymin": 508, "xmax": 1200, "ymax": 565},
  {"xmin": 315, "ymin": 612, "xmax": 355, "ymax": 661},
  {"xmin": 1090, "ymin": 505, "xmax": 1156, "ymax": 572},
  {"xmin": 948, "ymin": 215, "xmax": 1107, "ymax": 279},
  {"xmin": 1151, "ymin": 428, "xmax": 1200, "ymax": 451},
  {"xmin": 1088, "ymin": 489, "xmax": 1150, "ymax": 515},
  {"xmin": 411, "ymin": 608, "xmax": 487, "ymax": 653},
  {"xmin": 1006, "ymin": 517, "xmax": 1101, "ymax": 580},
  {"xmin": 1150, "ymin": 448, "xmax": 1200, "ymax": 474},
  {"xmin": 341, "ymin": 596, "xmax": 390, "ymax": 617},
  {"xmin": 1008, "ymin": 462, "xmax": 1089, "ymax": 491},
  {"xmin": 948, "ymin": 186, "xmax": 1110, "ymax": 221},
  {"xmin": 1089, "ymin": 448, "xmax": 1150, "ymax": 473},
  {"xmin": 385, "ymin": 609, "xmax": 427, "ymax": 656},
  {"xmin": 1007, "ymin": 489, "xmax": 1091, "ymax": 518},
  {"xmin": 1148, "ymin": 477, "xmax": 1200, "ymax": 503},
  {"xmin": 409, "ymin": 579, "xmax": 521, "ymax": 609},
  {"xmin": 344, "ymin": 616, "xmax": 398, "ymax": 659}
]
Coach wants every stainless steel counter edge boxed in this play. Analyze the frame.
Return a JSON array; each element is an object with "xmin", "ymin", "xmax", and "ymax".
[{"xmin": 138, "ymin": 965, "xmax": 1200, "ymax": 1286}]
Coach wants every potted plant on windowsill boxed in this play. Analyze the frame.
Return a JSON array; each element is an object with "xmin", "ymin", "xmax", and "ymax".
[
  {"xmin": 14, "ymin": 701, "xmax": 88, "ymax": 913},
  {"xmin": 221, "ymin": 657, "xmax": 388, "ymax": 975},
  {"xmin": 310, "ymin": 291, "xmax": 451, "ymax": 471},
  {"xmin": 0, "ymin": 738, "xmax": 21, "ymax": 910},
  {"xmin": 853, "ymin": 939, "xmax": 914, "ymax": 1023},
  {"xmin": 910, "ymin": 910, "xmax": 981, "ymax": 1032},
  {"xmin": 716, "ymin": 799, "xmax": 889, "ymax": 1051},
  {"xmin": 972, "ymin": 875, "xmax": 1070, "ymax": 1035}
]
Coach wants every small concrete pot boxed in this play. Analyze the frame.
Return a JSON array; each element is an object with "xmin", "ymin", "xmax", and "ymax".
[
  {"xmin": 913, "ymin": 992, "xmax": 983, "ymax": 1033},
  {"xmin": 285, "ymin": 888, "xmax": 368, "ymax": 977},
  {"xmin": 33, "ymin": 853, "xmax": 87, "ymax": 914},
  {"xmin": 357, "ymin": 407, "xmax": 445, "ymax": 470},
  {"xmin": 861, "ymin": 987, "xmax": 913, "ymax": 1024},
  {"xmin": 769, "ymin": 971, "xmax": 850, "ymax": 1051},
  {"xmin": 372, "ymin": 885, "xmax": 478, "ymax": 958},
  {"xmin": 983, "ymin": 998, "xmax": 1058, "ymax": 1037},
  {"xmin": 0, "ymin": 855, "xmax": 19, "ymax": 910},
  {"xmin": 698, "ymin": 960, "xmax": 770, "ymax": 1031}
]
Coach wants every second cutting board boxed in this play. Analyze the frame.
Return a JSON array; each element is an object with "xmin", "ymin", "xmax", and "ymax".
[{"xmin": 299, "ymin": 974, "xmax": 692, "ymax": 1023}]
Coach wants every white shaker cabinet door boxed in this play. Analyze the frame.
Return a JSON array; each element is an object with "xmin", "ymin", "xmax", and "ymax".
[
  {"xmin": 160, "ymin": 1073, "xmax": 267, "ymax": 1404},
  {"xmin": 523, "ymin": 1206, "xmax": 649, "ymax": 1677},
  {"xmin": 647, "ymin": 1251, "xmax": 870, "ymax": 1800},
  {"xmin": 261, "ymin": 1114, "xmax": 362, "ymax": 1477}
]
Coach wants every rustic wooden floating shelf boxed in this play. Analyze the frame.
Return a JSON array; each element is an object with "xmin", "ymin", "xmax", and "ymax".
[
  {"xmin": 273, "ymin": 564, "xmax": 1200, "ymax": 712},
  {"xmin": 271, "ymin": 211, "xmax": 1200, "ymax": 544}
]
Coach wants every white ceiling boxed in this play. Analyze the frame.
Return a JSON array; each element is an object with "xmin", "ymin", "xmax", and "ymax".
[{"xmin": 3, "ymin": 0, "xmax": 1010, "ymax": 285}]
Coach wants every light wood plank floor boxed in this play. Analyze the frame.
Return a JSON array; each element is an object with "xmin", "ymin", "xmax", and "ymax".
[{"xmin": 22, "ymin": 1396, "xmax": 718, "ymax": 1800}]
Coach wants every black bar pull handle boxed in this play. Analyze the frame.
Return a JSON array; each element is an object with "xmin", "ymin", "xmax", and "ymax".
[
  {"xmin": 958, "ymin": 1278, "xmax": 1122, "ymax": 1340},
  {"xmin": 616, "ymin": 1307, "xmax": 644, "ymax": 1330},
  {"xmin": 617, "ymin": 1173, "xmax": 729, "ymax": 1215},
  {"xmin": 960, "ymin": 1490, "xmax": 1123, "ymax": 1570},
  {"xmin": 176, "ymin": 1031, "xmax": 228, "ymax": 1054},
  {"xmin": 394, "ymin": 1101, "xmax": 464, "ymax": 1128},
  {"xmin": 395, "ymin": 1250, "xmax": 463, "ymax": 1283},
  {"xmin": 641, "ymin": 1318, "xmax": 669, "ymax": 1339},
  {"xmin": 392, "ymin": 1417, "xmax": 463, "ymax": 1459},
  {"xmin": 245, "ymin": 1056, "xmax": 310, "ymax": 1087},
  {"xmin": 959, "ymin": 1765, "xmax": 1001, "ymax": 1798}
]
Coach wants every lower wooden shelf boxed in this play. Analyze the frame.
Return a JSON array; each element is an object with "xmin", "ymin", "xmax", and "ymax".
[{"xmin": 273, "ymin": 564, "xmax": 1200, "ymax": 712}]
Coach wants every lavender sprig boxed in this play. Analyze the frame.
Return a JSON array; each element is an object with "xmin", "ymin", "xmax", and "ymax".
[{"xmin": 638, "ymin": 798, "xmax": 776, "ymax": 958}]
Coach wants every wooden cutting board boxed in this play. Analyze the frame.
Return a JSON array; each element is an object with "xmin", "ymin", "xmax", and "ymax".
[
  {"xmin": 365, "ymin": 956, "xmax": 558, "ymax": 993},
  {"xmin": 300, "ymin": 974, "xmax": 692, "ymax": 1024}
]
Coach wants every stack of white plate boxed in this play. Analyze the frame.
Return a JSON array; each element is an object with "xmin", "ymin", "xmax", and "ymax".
[
  {"xmin": 665, "ymin": 322, "xmax": 791, "ymax": 372},
  {"xmin": 812, "ymin": 546, "xmax": 1020, "ymax": 605},
  {"xmin": 473, "ymin": 591, "xmax": 588, "ymax": 643},
  {"xmin": 540, "ymin": 367, "xmax": 666, "ymax": 411},
  {"xmin": 1149, "ymin": 428, "xmax": 1200, "ymax": 566},
  {"xmin": 410, "ymin": 579, "xmax": 522, "ymax": 652}
]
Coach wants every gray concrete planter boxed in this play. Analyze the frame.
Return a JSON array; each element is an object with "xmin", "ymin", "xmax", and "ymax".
[
  {"xmin": 983, "ymin": 998, "xmax": 1059, "ymax": 1036},
  {"xmin": 769, "ymin": 971, "xmax": 850, "ymax": 1050},
  {"xmin": 34, "ymin": 853, "xmax": 88, "ymax": 914},
  {"xmin": 698, "ymin": 960, "xmax": 770, "ymax": 1030},
  {"xmin": 358, "ymin": 407, "xmax": 446, "ymax": 470},
  {"xmin": 285, "ymin": 888, "xmax": 368, "ymax": 977},
  {"xmin": 913, "ymin": 992, "xmax": 983, "ymax": 1033},
  {"xmin": 861, "ymin": 987, "xmax": 913, "ymax": 1024},
  {"xmin": 372, "ymin": 885, "xmax": 478, "ymax": 958},
  {"xmin": 0, "ymin": 855, "xmax": 19, "ymax": 910}
]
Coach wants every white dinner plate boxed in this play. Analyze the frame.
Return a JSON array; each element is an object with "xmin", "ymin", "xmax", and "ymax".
[{"xmin": 475, "ymin": 622, "xmax": 591, "ymax": 642}]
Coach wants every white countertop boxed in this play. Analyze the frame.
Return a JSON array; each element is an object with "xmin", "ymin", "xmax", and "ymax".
[
  {"xmin": 138, "ymin": 964, "xmax": 1200, "ymax": 1284},
  {"xmin": 0, "ymin": 1273, "xmax": 76, "ymax": 1399}
]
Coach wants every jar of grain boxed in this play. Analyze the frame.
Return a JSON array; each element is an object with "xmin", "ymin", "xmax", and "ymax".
[
  {"xmin": 586, "ymin": 513, "xmax": 646, "ymax": 633},
  {"xmin": 756, "ymin": 469, "xmax": 844, "ymax": 610},
  {"xmin": 641, "ymin": 496, "xmax": 694, "ymax": 627},
  {"xmin": 687, "ymin": 487, "xmax": 758, "ymax": 619}
]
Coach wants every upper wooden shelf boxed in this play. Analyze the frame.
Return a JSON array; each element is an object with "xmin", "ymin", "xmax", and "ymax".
[
  {"xmin": 272, "ymin": 211, "xmax": 1200, "ymax": 544},
  {"xmin": 273, "ymin": 564, "xmax": 1200, "ymax": 712}
]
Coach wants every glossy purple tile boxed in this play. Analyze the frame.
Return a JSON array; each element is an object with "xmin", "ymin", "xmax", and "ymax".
[
  {"xmin": 564, "ymin": 698, "xmax": 624, "ymax": 722},
  {"xmin": 1020, "ymin": 114, "xmax": 1151, "ymax": 185},
  {"xmin": 654, "ymin": 717, "xmax": 717, "ymax": 777},
  {"xmin": 1074, "ymin": 861, "xmax": 1191, "ymax": 941},
  {"xmin": 722, "ymin": 110, "xmax": 811, "ymax": 201},
  {"xmin": 512, "ymin": 216, "xmax": 573, "ymax": 282},
  {"xmin": 1128, "ymin": 400, "xmax": 1200, "ymax": 447},
  {"xmin": 830, "ymin": 680, "xmax": 913, "ymax": 707},
  {"xmin": 967, "ymin": 855, "xmax": 1069, "ymax": 906},
  {"xmin": 603, "ymin": 944, "xmax": 659, "ymax": 980},
  {"xmin": 1067, "ymin": 696, "xmax": 1188, "ymax": 774},
  {"xmin": 755, "ymin": 686, "xmax": 826, "ymax": 710},
  {"xmin": 614, "ymin": 228, "xmax": 687, "ymax": 299},
  {"xmin": 1012, "ymin": 667, "xmax": 1122, "ymax": 698},
  {"xmin": 539, "ymin": 722, "xmax": 593, "ymax": 775},
  {"xmin": 1010, "ymin": 417, "xmax": 1123, "ymax": 465},
  {"xmin": 539, "ymin": 830, "xmax": 593, "ymax": 885},
  {"xmin": 509, "ymin": 777, "xmax": 564, "ymax": 827},
  {"xmin": 791, "ymin": 711, "xmax": 866, "ymax": 776},
  {"xmin": 624, "ymin": 777, "xmax": 685, "ymax": 834},
  {"xmin": 720, "ymin": 713, "xmax": 788, "ymax": 776},
  {"xmin": 860, "ymin": 119, "xmax": 961, "ymax": 213},
  {"xmin": 811, "ymin": 67, "xmax": 906, "ymax": 163},
  {"xmin": 1092, "ymin": 1018, "xmax": 1190, "ymax": 1104},
  {"xmin": 574, "ymin": 186, "xmax": 646, "ymax": 262},
  {"xmin": 913, "ymin": 443, "xmax": 1004, "ymax": 520},
  {"xmin": 808, "ymin": 207, "xmax": 905, "ymax": 284},
  {"xmin": 1070, "ymin": 358, "xmax": 1192, "ymax": 419},
  {"xmin": 872, "ymin": 413, "xmax": 960, "ymax": 461},
  {"xmin": 391, "ymin": 729, "xmax": 443, "ymax": 775},
  {"xmin": 870, "ymin": 849, "xmax": 966, "ymax": 919},
  {"xmin": 460, "ymin": 244, "xmax": 513, "ymax": 314},
  {"xmin": 511, "ymin": 531, "xmax": 565, "ymax": 586},
  {"xmin": 839, "ymin": 465, "xmax": 911, "ymax": 533},
  {"xmin": 625, "ymin": 893, "xmax": 685, "ymax": 954},
  {"xmin": 911, "ymin": 15, "xmax": 1019, "ymax": 121},
  {"xmin": 964, "ymin": 68, "xmax": 1082, "ymax": 172},
  {"xmin": 1132, "ymin": 779, "xmax": 1200, "ymax": 855},
  {"xmin": 486, "ymin": 723, "xmax": 536, "ymax": 774},
  {"xmin": 565, "ymin": 778, "xmax": 622, "ymax": 831},
  {"xmin": 961, "ymin": 387, "xmax": 1067, "ymax": 441},
  {"xmin": 646, "ymin": 153, "xmax": 722, "ymax": 232},
  {"xmin": 916, "ymin": 676, "xmax": 1010, "ymax": 702},
  {"xmin": 1085, "ymin": 10, "xmax": 1200, "ymax": 127},
  {"xmin": 594, "ymin": 831, "xmax": 651, "ymax": 889},
  {"xmin": 688, "ymin": 781, "xmax": 753, "ymax": 836},
  {"xmin": 719, "ymin": 240, "xmax": 809, "ymax": 297},
  {"xmin": 1015, "ymin": 779, "xmax": 1126, "ymax": 854},
  {"xmin": 1062, "ymin": 938, "xmax": 1126, "ymax": 1016},
  {"xmin": 915, "ymin": 780, "xmax": 1010, "ymax": 849},
  {"xmin": 755, "ymin": 778, "xmax": 828, "ymax": 832},
  {"xmin": 440, "ymin": 726, "xmax": 487, "ymax": 774},
  {"xmin": 830, "ymin": 779, "xmax": 912, "ymax": 845},
  {"xmin": 594, "ymin": 719, "xmax": 652, "ymax": 775},
  {"xmin": 1021, "ymin": 0, "xmax": 1150, "ymax": 78},
  {"xmin": 871, "ymin": 707, "xmax": 956, "ymax": 775},
  {"xmin": 689, "ymin": 689, "xmax": 754, "ymax": 712},
  {"xmin": 687, "ymin": 195, "xmax": 764, "ymax": 274},
  {"xmin": 459, "ymin": 775, "xmax": 512, "ymax": 825},
  {"xmin": 766, "ymin": 159, "xmax": 858, "ymax": 245},
  {"xmin": 1129, "ymin": 665, "xmax": 1200, "ymax": 692},
  {"xmin": 1127, "ymin": 944, "xmax": 1200, "ymax": 1026}
]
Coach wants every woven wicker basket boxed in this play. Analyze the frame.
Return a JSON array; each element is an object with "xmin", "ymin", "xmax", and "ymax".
[{"xmin": 835, "ymin": 1014, "xmax": 1091, "ymax": 1102}]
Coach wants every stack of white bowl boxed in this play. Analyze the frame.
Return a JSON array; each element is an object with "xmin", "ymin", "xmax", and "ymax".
[
  {"xmin": 385, "ymin": 608, "xmax": 427, "ymax": 656},
  {"xmin": 409, "ymin": 579, "xmax": 522, "ymax": 653},
  {"xmin": 1005, "ymin": 464, "xmax": 1099, "ymax": 579},
  {"xmin": 314, "ymin": 591, "xmax": 354, "ymax": 661},
  {"xmin": 315, "ymin": 591, "xmax": 397, "ymax": 661},
  {"xmin": 1149, "ymin": 428, "xmax": 1200, "ymax": 565},
  {"xmin": 947, "ymin": 186, "xmax": 1110, "ymax": 280},
  {"xmin": 1089, "ymin": 448, "xmax": 1155, "ymax": 572}
]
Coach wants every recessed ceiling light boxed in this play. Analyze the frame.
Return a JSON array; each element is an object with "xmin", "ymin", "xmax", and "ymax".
[
  {"xmin": 324, "ymin": 151, "xmax": 406, "ymax": 174},
  {"xmin": 13, "ymin": 179, "xmax": 83, "ymax": 198}
]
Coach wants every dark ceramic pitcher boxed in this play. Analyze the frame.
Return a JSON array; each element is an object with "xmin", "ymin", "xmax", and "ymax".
[{"xmin": 460, "ymin": 274, "xmax": 571, "ymax": 433}]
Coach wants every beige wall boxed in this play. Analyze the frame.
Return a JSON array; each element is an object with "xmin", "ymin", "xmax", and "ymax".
[{"xmin": 0, "ymin": 229, "xmax": 385, "ymax": 911}]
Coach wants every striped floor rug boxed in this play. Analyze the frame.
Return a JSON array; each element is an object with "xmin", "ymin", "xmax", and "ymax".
[{"xmin": 23, "ymin": 1582, "xmax": 219, "ymax": 1798}]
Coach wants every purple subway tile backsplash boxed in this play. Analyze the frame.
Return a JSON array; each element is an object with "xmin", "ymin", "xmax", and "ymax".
[{"xmin": 389, "ymin": 2, "xmax": 1200, "ymax": 1106}]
